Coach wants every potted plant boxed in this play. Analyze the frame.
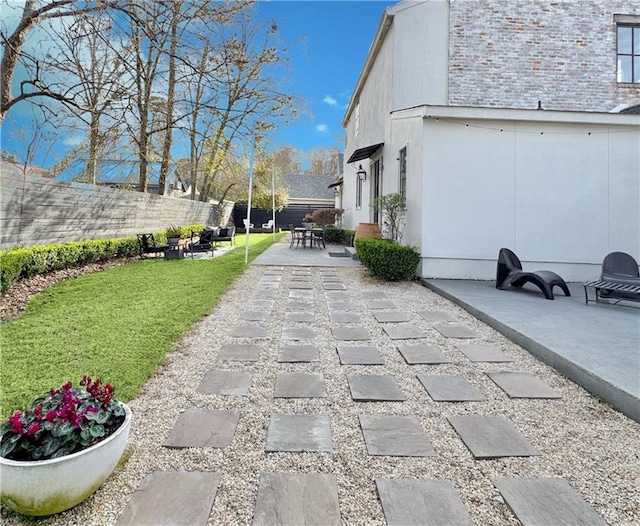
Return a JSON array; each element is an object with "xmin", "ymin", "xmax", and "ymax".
[
  {"xmin": 165, "ymin": 225, "xmax": 182, "ymax": 246},
  {"xmin": 301, "ymin": 214, "xmax": 316, "ymax": 230},
  {"xmin": 0, "ymin": 376, "xmax": 132, "ymax": 516}
]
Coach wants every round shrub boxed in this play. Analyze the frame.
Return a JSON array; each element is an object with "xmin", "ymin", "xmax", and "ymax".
[{"xmin": 355, "ymin": 237, "xmax": 420, "ymax": 280}]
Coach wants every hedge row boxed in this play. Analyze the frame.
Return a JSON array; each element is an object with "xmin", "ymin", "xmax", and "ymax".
[
  {"xmin": 355, "ymin": 237, "xmax": 420, "ymax": 280},
  {"xmin": 0, "ymin": 224, "xmax": 204, "ymax": 295},
  {"xmin": 324, "ymin": 227, "xmax": 355, "ymax": 245}
]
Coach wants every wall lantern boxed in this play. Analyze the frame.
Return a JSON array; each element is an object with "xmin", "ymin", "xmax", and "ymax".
[{"xmin": 356, "ymin": 164, "xmax": 367, "ymax": 182}]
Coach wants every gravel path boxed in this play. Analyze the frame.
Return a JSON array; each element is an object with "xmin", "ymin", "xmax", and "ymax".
[{"xmin": 2, "ymin": 264, "xmax": 639, "ymax": 525}]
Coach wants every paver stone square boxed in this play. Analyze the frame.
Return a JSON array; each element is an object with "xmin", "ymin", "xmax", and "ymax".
[
  {"xmin": 376, "ymin": 479, "xmax": 472, "ymax": 526},
  {"xmin": 327, "ymin": 301, "xmax": 357, "ymax": 311},
  {"xmin": 417, "ymin": 374, "xmax": 486, "ymax": 402},
  {"xmin": 230, "ymin": 325, "xmax": 268, "ymax": 338},
  {"xmin": 373, "ymin": 311, "xmax": 411, "ymax": 323},
  {"xmin": 383, "ymin": 324, "xmax": 429, "ymax": 340},
  {"xmin": 197, "ymin": 370, "xmax": 252, "ymax": 396},
  {"xmin": 493, "ymin": 478, "xmax": 607, "ymax": 526},
  {"xmin": 290, "ymin": 276, "xmax": 312, "ymax": 282},
  {"xmin": 256, "ymin": 289, "xmax": 278, "ymax": 299},
  {"xmin": 323, "ymin": 282, "xmax": 347, "ymax": 290},
  {"xmin": 290, "ymin": 282, "xmax": 313, "ymax": 289},
  {"xmin": 331, "ymin": 327, "xmax": 371, "ymax": 341},
  {"xmin": 397, "ymin": 345, "xmax": 451, "ymax": 364},
  {"xmin": 486, "ymin": 371, "xmax": 562, "ymax": 399},
  {"xmin": 164, "ymin": 410, "xmax": 239, "ymax": 448},
  {"xmin": 245, "ymin": 300, "xmax": 275, "ymax": 311},
  {"xmin": 277, "ymin": 344, "xmax": 320, "ymax": 362},
  {"xmin": 289, "ymin": 289, "xmax": 313, "ymax": 299},
  {"xmin": 337, "ymin": 346, "xmax": 384, "ymax": 365},
  {"xmin": 218, "ymin": 344, "xmax": 261, "ymax": 362},
  {"xmin": 275, "ymin": 372, "xmax": 325, "ymax": 398},
  {"xmin": 457, "ymin": 344, "xmax": 513, "ymax": 363},
  {"xmin": 321, "ymin": 276, "xmax": 343, "ymax": 283},
  {"xmin": 362, "ymin": 291, "xmax": 387, "ymax": 299},
  {"xmin": 265, "ymin": 413, "xmax": 333, "ymax": 452},
  {"xmin": 116, "ymin": 471, "xmax": 221, "ymax": 526},
  {"xmin": 364, "ymin": 299, "xmax": 396, "ymax": 309},
  {"xmin": 359, "ymin": 414, "xmax": 435, "ymax": 456},
  {"xmin": 288, "ymin": 300, "xmax": 312, "ymax": 310},
  {"xmin": 416, "ymin": 310, "xmax": 456, "ymax": 322},
  {"xmin": 282, "ymin": 327, "xmax": 317, "ymax": 340},
  {"xmin": 239, "ymin": 310, "xmax": 270, "ymax": 321},
  {"xmin": 347, "ymin": 374, "xmax": 406, "ymax": 401},
  {"xmin": 285, "ymin": 312, "xmax": 315, "ymax": 323},
  {"xmin": 448, "ymin": 415, "xmax": 540, "ymax": 459},
  {"xmin": 260, "ymin": 275, "xmax": 282, "ymax": 282},
  {"xmin": 253, "ymin": 473, "xmax": 341, "ymax": 526},
  {"xmin": 329, "ymin": 312, "xmax": 362, "ymax": 323},
  {"xmin": 434, "ymin": 324, "xmax": 478, "ymax": 339},
  {"xmin": 325, "ymin": 291, "xmax": 350, "ymax": 300},
  {"xmin": 259, "ymin": 281, "xmax": 279, "ymax": 289}
]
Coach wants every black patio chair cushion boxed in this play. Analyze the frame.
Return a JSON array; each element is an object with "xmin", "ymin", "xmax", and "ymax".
[
  {"xmin": 496, "ymin": 247, "xmax": 571, "ymax": 300},
  {"xmin": 137, "ymin": 233, "xmax": 169, "ymax": 258}
]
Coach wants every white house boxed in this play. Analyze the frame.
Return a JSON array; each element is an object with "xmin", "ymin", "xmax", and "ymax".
[{"xmin": 342, "ymin": 0, "xmax": 640, "ymax": 280}]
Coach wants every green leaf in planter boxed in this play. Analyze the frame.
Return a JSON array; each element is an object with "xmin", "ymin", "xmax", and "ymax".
[
  {"xmin": 33, "ymin": 445, "xmax": 46, "ymax": 459},
  {"xmin": 95, "ymin": 409, "xmax": 110, "ymax": 424},
  {"xmin": 51, "ymin": 422, "xmax": 74, "ymax": 437},
  {"xmin": 42, "ymin": 436, "xmax": 60, "ymax": 457},
  {"xmin": 89, "ymin": 424, "xmax": 105, "ymax": 438},
  {"xmin": 0, "ymin": 437, "xmax": 18, "ymax": 457},
  {"xmin": 80, "ymin": 428, "xmax": 92, "ymax": 442}
]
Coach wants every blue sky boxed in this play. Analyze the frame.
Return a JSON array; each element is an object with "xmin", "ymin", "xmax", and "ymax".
[{"xmin": 1, "ymin": 0, "xmax": 392, "ymax": 169}]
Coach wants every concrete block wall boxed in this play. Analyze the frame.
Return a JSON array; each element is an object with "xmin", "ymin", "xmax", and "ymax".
[
  {"xmin": 448, "ymin": 0, "xmax": 640, "ymax": 111},
  {"xmin": 0, "ymin": 171, "xmax": 230, "ymax": 249}
]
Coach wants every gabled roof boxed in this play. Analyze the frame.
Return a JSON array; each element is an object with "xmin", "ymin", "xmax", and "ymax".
[
  {"xmin": 283, "ymin": 174, "xmax": 335, "ymax": 200},
  {"xmin": 620, "ymin": 104, "xmax": 640, "ymax": 114}
]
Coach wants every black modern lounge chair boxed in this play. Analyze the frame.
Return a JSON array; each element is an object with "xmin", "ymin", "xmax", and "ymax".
[
  {"xmin": 599, "ymin": 251, "xmax": 640, "ymax": 301},
  {"xmin": 496, "ymin": 248, "xmax": 571, "ymax": 300},
  {"xmin": 186, "ymin": 228, "xmax": 216, "ymax": 257},
  {"xmin": 137, "ymin": 233, "xmax": 169, "ymax": 258}
]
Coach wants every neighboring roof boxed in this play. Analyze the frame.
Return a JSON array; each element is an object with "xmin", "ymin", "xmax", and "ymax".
[
  {"xmin": 0, "ymin": 161, "xmax": 54, "ymax": 178},
  {"xmin": 620, "ymin": 104, "xmax": 640, "ymax": 114},
  {"xmin": 346, "ymin": 143, "xmax": 385, "ymax": 163},
  {"xmin": 328, "ymin": 177, "xmax": 343, "ymax": 189},
  {"xmin": 282, "ymin": 174, "xmax": 335, "ymax": 200}
]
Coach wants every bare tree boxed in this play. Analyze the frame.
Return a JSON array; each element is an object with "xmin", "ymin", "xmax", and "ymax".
[
  {"xmin": 270, "ymin": 146, "xmax": 303, "ymax": 175},
  {"xmin": 0, "ymin": 0, "xmax": 119, "ymax": 124},
  {"xmin": 304, "ymin": 146, "xmax": 341, "ymax": 176}
]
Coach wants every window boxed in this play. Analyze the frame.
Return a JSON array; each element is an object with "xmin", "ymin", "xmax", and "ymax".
[
  {"xmin": 371, "ymin": 158, "xmax": 382, "ymax": 223},
  {"xmin": 617, "ymin": 24, "xmax": 640, "ymax": 83},
  {"xmin": 356, "ymin": 174, "xmax": 362, "ymax": 209},
  {"xmin": 399, "ymin": 147, "xmax": 407, "ymax": 200},
  {"xmin": 355, "ymin": 102, "xmax": 360, "ymax": 138}
]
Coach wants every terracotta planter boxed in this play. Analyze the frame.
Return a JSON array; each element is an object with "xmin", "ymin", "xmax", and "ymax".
[
  {"xmin": 0, "ymin": 403, "xmax": 132, "ymax": 516},
  {"xmin": 354, "ymin": 222, "xmax": 382, "ymax": 241}
]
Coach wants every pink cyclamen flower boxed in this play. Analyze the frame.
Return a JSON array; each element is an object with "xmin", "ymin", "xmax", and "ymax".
[{"xmin": 26, "ymin": 422, "xmax": 40, "ymax": 436}]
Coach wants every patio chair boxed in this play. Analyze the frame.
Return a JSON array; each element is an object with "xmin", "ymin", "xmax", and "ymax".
[
  {"xmin": 243, "ymin": 219, "xmax": 254, "ymax": 230},
  {"xmin": 262, "ymin": 219, "xmax": 274, "ymax": 229},
  {"xmin": 496, "ymin": 248, "xmax": 571, "ymax": 300},
  {"xmin": 137, "ymin": 233, "xmax": 169, "ymax": 259},
  {"xmin": 311, "ymin": 226, "xmax": 326, "ymax": 249},
  {"xmin": 214, "ymin": 226, "xmax": 235, "ymax": 246},
  {"xmin": 186, "ymin": 227, "xmax": 217, "ymax": 257},
  {"xmin": 288, "ymin": 223, "xmax": 302, "ymax": 249},
  {"xmin": 599, "ymin": 251, "xmax": 640, "ymax": 301}
]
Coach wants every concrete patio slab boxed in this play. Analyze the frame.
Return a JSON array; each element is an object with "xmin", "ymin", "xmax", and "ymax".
[
  {"xmin": 337, "ymin": 346, "xmax": 384, "ymax": 365},
  {"xmin": 397, "ymin": 344, "xmax": 451, "ymax": 364},
  {"xmin": 290, "ymin": 282, "xmax": 313, "ymax": 289},
  {"xmin": 218, "ymin": 344, "xmax": 261, "ymax": 362},
  {"xmin": 347, "ymin": 374, "xmax": 406, "ymax": 401},
  {"xmin": 230, "ymin": 325, "xmax": 268, "ymax": 338},
  {"xmin": 383, "ymin": 324, "xmax": 429, "ymax": 340},
  {"xmin": 373, "ymin": 310, "xmax": 411, "ymax": 323},
  {"xmin": 239, "ymin": 310, "xmax": 271, "ymax": 321},
  {"xmin": 164, "ymin": 410, "xmax": 240, "ymax": 448},
  {"xmin": 245, "ymin": 300, "xmax": 275, "ymax": 311},
  {"xmin": 362, "ymin": 291, "xmax": 387, "ymax": 299},
  {"xmin": 282, "ymin": 327, "xmax": 317, "ymax": 340},
  {"xmin": 323, "ymin": 282, "xmax": 347, "ymax": 290},
  {"xmin": 197, "ymin": 370, "xmax": 252, "ymax": 396},
  {"xmin": 289, "ymin": 289, "xmax": 313, "ymax": 299},
  {"xmin": 116, "ymin": 471, "xmax": 221, "ymax": 526},
  {"xmin": 253, "ymin": 473, "xmax": 341, "ymax": 526},
  {"xmin": 284, "ymin": 312, "xmax": 315, "ymax": 323},
  {"xmin": 359, "ymin": 414, "xmax": 435, "ymax": 456},
  {"xmin": 417, "ymin": 374, "xmax": 486, "ymax": 402},
  {"xmin": 331, "ymin": 327, "xmax": 371, "ymax": 340},
  {"xmin": 457, "ymin": 344, "xmax": 513, "ymax": 362},
  {"xmin": 433, "ymin": 324, "xmax": 478, "ymax": 339},
  {"xmin": 364, "ymin": 299, "xmax": 396, "ymax": 309},
  {"xmin": 274, "ymin": 372, "xmax": 325, "ymax": 398},
  {"xmin": 376, "ymin": 479, "xmax": 472, "ymax": 526},
  {"xmin": 277, "ymin": 344, "xmax": 320, "ymax": 362},
  {"xmin": 486, "ymin": 371, "xmax": 562, "ymax": 399},
  {"xmin": 448, "ymin": 415, "xmax": 540, "ymax": 459},
  {"xmin": 265, "ymin": 413, "xmax": 333, "ymax": 452},
  {"xmin": 325, "ymin": 291, "xmax": 351, "ymax": 300},
  {"xmin": 327, "ymin": 301, "xmax": 357, "ymax": 311},
  {"xmin": 329, "ymin": 312, "xmax": 362, "ymax": 323},
  {"xmin": 287, "ymin": 300, "xmax": 313, "ymax": 310},
  {"xmin": 493, "ymin": 478, "xmax": 607, "ymax": 526}
]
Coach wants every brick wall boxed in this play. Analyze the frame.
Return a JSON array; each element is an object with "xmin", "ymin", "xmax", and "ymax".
[
  {"xmin": 0, "ymin": 171, "xmax": 231, "ymax": 249},
  {"xmin": 449, "ymin": 0, "xmax": 640, "ymax": 111}
]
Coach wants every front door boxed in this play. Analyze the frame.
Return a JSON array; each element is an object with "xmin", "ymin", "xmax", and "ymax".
[{"xmin": 371, "ymin": 158, "xmax": 382, "ymax": 223}]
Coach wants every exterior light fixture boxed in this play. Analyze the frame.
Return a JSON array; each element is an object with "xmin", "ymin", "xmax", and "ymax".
[{"xmin": 356, "ymin": 164, "xmax": 367, "ymax": 182}]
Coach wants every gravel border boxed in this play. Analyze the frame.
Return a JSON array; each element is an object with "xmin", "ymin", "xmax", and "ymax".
[{"xmin": 2, "ymin": 265, "xmax": 639, "ymax": 525}]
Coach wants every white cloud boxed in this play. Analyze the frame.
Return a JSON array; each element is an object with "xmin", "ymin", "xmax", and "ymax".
[
  {"xmin": 323, "ymin": 95, "xmax": 338, "ymax": 107},
  {"xmin": 316, "ymin": 124, "xmax": 328, "ymax": 133}
]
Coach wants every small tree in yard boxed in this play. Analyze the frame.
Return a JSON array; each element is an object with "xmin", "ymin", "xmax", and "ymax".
[
  {"xmin": 312, "ymin": 208, "xmax": 343, "ymax": 226},
  {"xmin": 372, "ymin": 193, "xmax": 406, "ymax": 244}
]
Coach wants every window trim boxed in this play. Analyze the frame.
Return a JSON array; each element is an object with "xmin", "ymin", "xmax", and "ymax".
[
  {"xmin": 355, "ymin": 174, "xmax": 362, "ymax": 209},
  {"xmin": 616, "ymin": 22, "xmax": 640, "ymax": 84},
  {"xmin": 399, "ymin": 147, "xmax": 407, "ymax": 200}
]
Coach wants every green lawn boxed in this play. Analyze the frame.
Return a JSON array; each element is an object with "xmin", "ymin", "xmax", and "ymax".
[{"xmin": 0, "ymin": 233, "xmax": 284, "ymax": 418}]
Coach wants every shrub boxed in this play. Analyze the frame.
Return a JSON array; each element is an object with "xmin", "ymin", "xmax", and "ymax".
[
  {"xmin": 311, "ymin": 208, "xmax": 343, "ymax": 226},
  {"xmin": 355, "ymin": 237, "xmax": 420, "ymax": 280},
  {"xmin": 324, "ymin": 227, "xmax": 355, "ymax": 245}
]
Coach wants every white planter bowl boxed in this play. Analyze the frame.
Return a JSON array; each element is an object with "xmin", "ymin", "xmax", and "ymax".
[{"xmin": 0, "ymin": 403, "xmax": 132, "ymax": 516}]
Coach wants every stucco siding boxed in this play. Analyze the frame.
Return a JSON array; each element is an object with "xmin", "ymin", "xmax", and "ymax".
[{"xmin": 448, "ymin": 0, "xmax": 640, "ymax": 111}]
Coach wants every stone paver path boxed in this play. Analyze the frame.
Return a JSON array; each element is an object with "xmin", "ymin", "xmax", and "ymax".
[{"xmin": 119, "ymin": 265, "xmax": 615, "ymax": 525}]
